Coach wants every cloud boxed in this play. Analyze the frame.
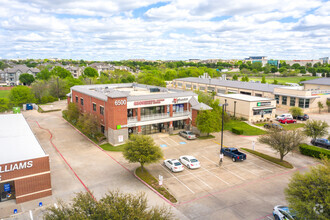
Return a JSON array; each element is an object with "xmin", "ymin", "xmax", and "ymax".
[{"xmin": 0, "ymin": 0, "xmax": 328, "ymax": 60}]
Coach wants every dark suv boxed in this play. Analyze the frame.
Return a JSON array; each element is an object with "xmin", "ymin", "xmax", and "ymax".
[
  {"xmin": 296, "ymin": 114, "xmax": 309, "ymax": 121},
  {"xmin": 311, "ymin": 138, "xmax": 330, "ymax": 149},
  {"xmin": 264, "ymin": 123, "xmax": 283, "ymax": 130}
]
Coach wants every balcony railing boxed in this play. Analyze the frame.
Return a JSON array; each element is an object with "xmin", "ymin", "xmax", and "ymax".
[{"xmin": 127, "ymin": 111, "xmax": 191, "ymax": 123}]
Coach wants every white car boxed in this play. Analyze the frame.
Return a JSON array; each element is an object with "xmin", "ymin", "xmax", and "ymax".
[
  {"xmin": 179, "ymin": 155, "xmax": 201, "ymax": 169},
  {"xmin": 164, "ymin": 159, "xmax": 184, "ymax": 172},
  {"xmin": 273, "ymin": 205, "xmax": 297, "ymax": 220},
  {"xmin": 276, "ymin": 114, "xmax": 293, "ymax": 121}
]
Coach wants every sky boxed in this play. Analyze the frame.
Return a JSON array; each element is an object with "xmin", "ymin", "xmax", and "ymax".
[{"xmin": 0, "ymin": 0, "xmax": 329, "ymax": 61}]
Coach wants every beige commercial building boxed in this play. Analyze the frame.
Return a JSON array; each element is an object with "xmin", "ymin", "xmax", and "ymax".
[
  {"xmin": 274, "ymin": 78, "xmax": 330, "ymax": 113},
  {"xmin": 173, "ymin": 77, "xmax": 330, "ymax": 114},
  {"xmin": 215, "ymin": 94, "xmax": 276, "ymax": 122}
]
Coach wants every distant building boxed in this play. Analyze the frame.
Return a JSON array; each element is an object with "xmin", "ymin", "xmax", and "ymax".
[
  {"xmin": 0, "ymin": 65, "xmax": 40, "ymax": 86},
  {"xmin": 65, "ymin": 66, "xmax": 84, "ymax": 78},
  {"xmin": 245, "ymin": 56, "xmax": 268, "ymax": 66},
  {"xmin": 319, "ymin": 57, "xmax": 329, "ymax": 64},
  {"xmin": 285, "ymin": 60, "xmax": 321, "ymax": 66}
]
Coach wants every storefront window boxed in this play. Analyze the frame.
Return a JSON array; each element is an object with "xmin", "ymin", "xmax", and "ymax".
[
  {"xmin": 186, "ymin": 84, "xmax": 191, "ymax": 88},
  {"xmin": 253, "ymin": 109, "xmax": 272, "ymax": 115},
  {"xmin": 282, "ymin": 96, "xmax": 287, "ymax": 105},
  {"xmin": 193, "ymin": 85, "xmax": 197, "ymax": 89},
  {"xmin": 199, "ymin": 86, "xmax": 205, "ymax": 91},
  {"xmin": 217, "ymin": 88, "xmax": 225, "ymax": 94},
  {"xmin": 173, "ymin": 104, "xmax": 184, "ymax": 113},
  {"xmin": 178, "ymin": 83, "xmax": 182, "ymax": 87},
  {"xmin": 299, "ymin": 98, "xmax": 304, "ymax": 108},
  {"xmin": 275, "ymin": 95, "xmax": 279, "ymax": 104},
  {"xmin": 173, "ymin": 120, "xmax": 185, "ymax": 130},
  {"xmin": 141, "ymin": 106, "xmax": 165, "ymax": 116},
  {"xmin": 290, "ymin": 97, "xmax": 295, "ymax": 106},
  {"xmin": 207, "ymin": 87, "xmax": 215, "ymax": 92},
  {"xmin": 305, "ymin": 99, "xmax": 310, "ymax": 108}
]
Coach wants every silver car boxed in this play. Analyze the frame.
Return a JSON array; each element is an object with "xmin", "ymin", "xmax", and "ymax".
[{"xmin": 179, "ymin": 131, "xmax": 196, "ymax": 140}]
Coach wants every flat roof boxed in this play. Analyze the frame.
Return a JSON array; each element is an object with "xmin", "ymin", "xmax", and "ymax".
[
  {"xmin": 0, "ymin": 114, "xmax": 46, "ymax": 165},
  {"xmin": 300, "ymin": 78, "xmax": 330, "ymax": 86},
  {"xmin": 174, "ymin": 77, "xmax": 285, "ymax": 93},
  {"xmin": 71, "ymin": 83, "xmax": 196, "ymax": 101},
  {"xmin": 216, "ymin": 93, "xmax": 274, "ymax": 102}
]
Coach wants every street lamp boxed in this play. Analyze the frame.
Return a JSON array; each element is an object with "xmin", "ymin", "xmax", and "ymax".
[{"xmin": 219, "ymin": 100, "xmax": 228, "ymax": 163}]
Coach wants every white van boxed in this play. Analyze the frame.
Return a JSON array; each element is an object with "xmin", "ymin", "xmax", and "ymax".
[{"xmin": 276, "ymin": 114, "xmax": 293, "ymax": 121}]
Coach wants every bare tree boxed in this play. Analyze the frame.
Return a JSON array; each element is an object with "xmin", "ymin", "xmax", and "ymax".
[{"xmin": 258, "ymin": 129, "xmax": 305, "ymax": 161}]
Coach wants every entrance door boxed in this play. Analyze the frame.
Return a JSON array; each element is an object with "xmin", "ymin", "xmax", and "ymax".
[{"xmin": 0, "ymin": 181, "xmax": 15, "ymax": 202}]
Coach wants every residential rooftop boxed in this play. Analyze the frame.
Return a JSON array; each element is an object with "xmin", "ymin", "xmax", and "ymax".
[
  {"xmin": 300, "ymin": 78, "xmax": 330, "ymax": 86},
  {"xmin": 174, "ymin": 77, "xmax": 286, "ymax": 93},
  {"xmin": 216, "ymin": 93, "xmax": 274, "ymax": 102},
  {"xmin": 71, "ymin": 83, "xmax": 197, "ymax": 101},
  {"xmin": 0, "ymin": 114, "xmax": 46, "ymax": 165}
]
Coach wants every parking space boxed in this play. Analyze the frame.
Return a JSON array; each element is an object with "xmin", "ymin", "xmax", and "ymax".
[{"xmin": 148, "ymin": 134, "xmax": 285, "ymax": 201}]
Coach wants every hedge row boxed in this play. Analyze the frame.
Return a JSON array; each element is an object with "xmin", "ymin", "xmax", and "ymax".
[
  {"xmin": 232, "ymin": 127, "xmax": 243, "ymax": 135},
  {"xmin": 299, "ymin": 144, "xmax": 330, "ymax": 159}
]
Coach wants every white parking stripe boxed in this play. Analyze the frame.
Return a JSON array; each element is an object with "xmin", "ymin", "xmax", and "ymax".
[
  {"xmin": 185, "ymin": 169, "xmax": 213, "ymax": 189},
  {"xmin": 201, "ymin": 167, "xmax": 230, "ymax": 185},
  {"xmin": 223, "ymin": 167, "xmax": 246, "ymax": 180},
  {"xmin": 202, "ymin": 155, "xmax": 219, "ymax": 165},
  {"xmin": 232, "ymin": 163, "xmax": 259, "ymax": 176},
  {"xmin": 160, "ymin": 138, "xmax": 171, "ymax": 146},
  {"xmin": 159, "ymin": 164, "xmax": 195, "ymax": 194},
  {"xmin": 246, "ymin": 161, "xmax": 274, "ymax": 173},
  {"xmin": 167, "ymin": 137, "xmax": 179, "ymax": 145}
]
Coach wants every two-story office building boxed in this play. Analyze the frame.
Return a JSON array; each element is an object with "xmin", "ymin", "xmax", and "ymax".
[{"xmin": 68, "ymin": 83, "xmax": 211, "ymax": 145}]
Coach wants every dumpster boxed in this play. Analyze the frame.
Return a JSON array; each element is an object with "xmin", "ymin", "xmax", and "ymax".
[{"xmin": 26, "ymin": 103, "xmax": 33, "ymax": 110}]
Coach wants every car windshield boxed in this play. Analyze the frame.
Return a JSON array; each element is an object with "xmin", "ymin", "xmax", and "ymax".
[
  {"xmin": 174, "ymin": 162, "xmax": 181, "ymax": 166},
  {"xmin": 324, "ymin": 140, "xmax": 330, "ymax": 144},
  {"xmin": 186, "ymin": 132, "xmax": 194, "ymax": 135},
  {"xmin": 190, "ymin": 159, "xmax": 198, "ymax": 163}
]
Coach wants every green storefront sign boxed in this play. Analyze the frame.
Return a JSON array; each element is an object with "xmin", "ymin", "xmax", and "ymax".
[{"xmin": 13, "ymin": 107, "xmax": 21, "ymax": 114}]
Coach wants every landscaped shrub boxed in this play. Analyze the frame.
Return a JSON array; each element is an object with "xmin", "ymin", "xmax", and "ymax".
[
  {"xmin": 299, "ymin": 144, "xmax": 330, "ymax": 159},
  {"xmin": 232, "ymin": 127, "xmax": 243, "ymax": 135}
]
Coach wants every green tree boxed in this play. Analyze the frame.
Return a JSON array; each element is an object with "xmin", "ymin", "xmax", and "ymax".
[
  {"xmin": 48, "ymin": 76, "xmax": 68, "ymax": 98},
  {"xmin": 196, "ymin": 110, "xmax": 220, "ymax": 136},
  {"xmin": 50, "ymin": 66, "xmax": 72, "ymax": 78},
  {"xmin": 36, "ymin": 69, "xmax": 51, "ymax": 80},
  {"xmin": 232, "ymin": 74, "xmax": 238, "ymax": 80},
  {"xmin": 261, "ymin": 76, "xmax": 266, "ymax": 84},
  {"xmin": 83, "ymin": 67, "xmax": 98, "ymax": 77},
  {"xmin": 279, "ymin": 67, "xmax": 287, "ymax": 73},
  {"xmin": 258, "ymin": 129, "xmax": 305, "ymax": 161},
  {"xmin": 327, "ymin": 99, "xmax": 330, "ymax": 113},
  {"xmin": 65, "ymin": 103, "xmax": 80, "ymax": 125},
  {"xmin": 9, "ymin": 86, "xmax": 36, "ymax": 106},
  {"xmin": 271, "ymin": 66, "xmax": 278, "ymax": 73},
  {"xmin": 31, "ymin": 80, "xmax": 48, "ymax": 103},
  {"xmin": 77, "ymin": 113, "xmax": 100, "ymax": 138},
  {"xmin": 19, "ymin": 73, "xmax": 35, "ymax": 85},
  {"xmin": 289, "ymin": 107, "xmax": 303, "ymax": 118},
  {"xmin": 123, "ymin": 135, "xmax": 163, "ymax": 172},
  {"xmin": 272, "ymin": 79, "xmax": 278, "ymax": 84},
  {"xmin": 44, "ymin": 191, "xmax": 173, "ymax": 220},
  {"xmin": 318, "ymin": 101, "xmax": 324, "ymax": 114},
  {"xmin": 285, "ymin": 158, "xmax": 329, "ymax": 220},
  {"xmin": 303, "ymin": 120, "xmax": 329, "ymax": 140},
  {"xmin": 0, "ymin": 98, "xmax": 10, "ymax": 112}
]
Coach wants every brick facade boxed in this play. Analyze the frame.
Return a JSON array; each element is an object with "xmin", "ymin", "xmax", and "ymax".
[{"xmin": 0, "ymin": 156, "xmax": 52, "ymax": 204}]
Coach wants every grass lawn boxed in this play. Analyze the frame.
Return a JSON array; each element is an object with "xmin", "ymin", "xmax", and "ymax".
[
  {"xmin": 248, "ymin": 76, "xmax": 319, "ymax": 84},
  {"xmin": 254, "ymin": 122, "xmax": 267, "ymax": 127},
  {"xmin": 100, "ymin": 143, "xmax": 126, "ymax": 152},
  {"xmin": 241, "ymin": 148, "xmax": 293, "ymax": 169},
  {"xmin": 135, "ymin": 167, "xmax": 177, "ymax": 203},
  {"xmin": 0, "ymin": 90, "xmax": 10, "ymax": 98},
  {"xmin": 224, "ymin": 120, "xmax": 267, "ymax": 136},
  {"xmin": 282, "ymin": 123, "xmax": 305, "ymax": 130}
]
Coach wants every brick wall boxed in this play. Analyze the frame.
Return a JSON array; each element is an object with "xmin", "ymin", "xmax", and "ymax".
[
  {"xmin": 191, "ymin": 109, "xmax": 198, "ymax": 126},
  {"xmin": 1, "ymin": 156, "xmax": 50, "ymax": 181},
  {"xmin": 106, "ymin": 97, "xmax": 128, "ymax": 130}
]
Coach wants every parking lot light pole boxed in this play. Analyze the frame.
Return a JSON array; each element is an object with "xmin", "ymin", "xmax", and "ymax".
[{"xmin": 219, "ymin": 101, "xmax": 228, "ymax": 162}]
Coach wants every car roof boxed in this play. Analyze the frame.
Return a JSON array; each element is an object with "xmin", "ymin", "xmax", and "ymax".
[
  {"xmin": 170, "ymin": 159, "xmax": 180, "ymax": 162},
  {"xmin": 226, "ymin": 147, "xmax": 237, "ymax": 150},
  {"xmin": 181, "ymin": 155, "xmax": 196, "ymax": 159}
]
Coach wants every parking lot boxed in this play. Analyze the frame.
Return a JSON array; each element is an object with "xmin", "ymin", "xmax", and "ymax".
[{"xmin": 147, "ymin": 133, "xmax": 285, "ymax": 202}]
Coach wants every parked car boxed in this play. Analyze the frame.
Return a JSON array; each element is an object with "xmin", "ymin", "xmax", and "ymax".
[
  {"xmin": 279, "ymin": 118, "xmax": 296, "ymax": 124},
  {"xmin": 264, "ymin": 123, "xmax": 283, "ymax": 130},
  {"xmin": 276, "ymin": 114, "xmax": 293, "ymax": 121},
  {"xmin": 273, "ymin": 205, "xmax": 297, "ymax": 220},
  {"xmin": 179, "ymin": 131, "xmax": 197, "ymax": 140},
  {"xmin": 221, "ymin": 147, "xmax": 246, "ymax": 162},
  {"xmin": 295, "ymin": 114, "xmax": 309, "ymax": 121},
  {"xmin": 164, "ymin": 159, "xmax": 184, "ymax": 172},
  {"xmin": 311, "ymin": 138, "xmax": 330, "ymax": 149},
  {"xmin": 179, "ymin": 155, "xmax": 201, "ymax": 169}
]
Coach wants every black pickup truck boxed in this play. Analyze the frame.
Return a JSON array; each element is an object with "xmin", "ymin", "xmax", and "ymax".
[{"xmin": 221, "ymin": 147, "xmax": 247, "ymax": 162}]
